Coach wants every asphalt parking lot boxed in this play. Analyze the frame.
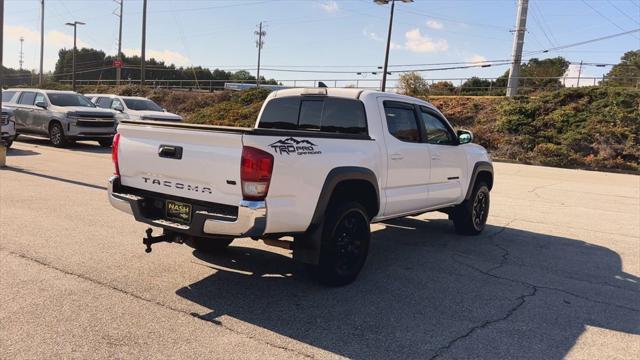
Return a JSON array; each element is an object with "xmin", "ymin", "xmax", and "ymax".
[{"xmin": 1, "ymin": 137, "xmax": 638, "ymax": 359}]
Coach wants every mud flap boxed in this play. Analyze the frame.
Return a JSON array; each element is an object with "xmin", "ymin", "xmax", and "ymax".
[{"xmin": 292, "ymin": 222, "xmax": 324, "ymax": 265}]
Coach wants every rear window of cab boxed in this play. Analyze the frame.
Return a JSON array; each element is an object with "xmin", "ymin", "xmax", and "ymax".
[{"xmin": 258, "ymin": 96, "xmax": 367, "ymax": 135}]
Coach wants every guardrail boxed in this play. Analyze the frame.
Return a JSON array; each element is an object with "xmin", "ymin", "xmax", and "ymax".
[{"xmin": 56, "ymin": 76, "xmax": 639, "ymax": 93}]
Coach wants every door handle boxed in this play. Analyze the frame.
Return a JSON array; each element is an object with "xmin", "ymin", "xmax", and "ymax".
[
  {"xmin": 431, "ymin": 153, "xmax": 441, "ymax": 160},
  {"xmin": 390, "ymin": 153, "xmax": 403, "ymax": 160},
  {"xmin": 158, "ymin": 144, "xmax": 183, "ymax": 159}
]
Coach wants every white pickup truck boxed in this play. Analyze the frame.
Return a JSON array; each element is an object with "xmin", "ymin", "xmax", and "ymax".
[{"xmin": 108, "ymin": 88, "xmax": 493, "ymax": 285}]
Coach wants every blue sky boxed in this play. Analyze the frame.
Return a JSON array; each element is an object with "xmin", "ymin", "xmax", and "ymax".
[{"xmin": 3, "ymin": 0, "xmax": 639, "ymax": 87}]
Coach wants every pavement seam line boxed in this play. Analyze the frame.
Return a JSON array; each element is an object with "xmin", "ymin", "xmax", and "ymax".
[{"xmin": 2, "ymin": 249, "xmax": 317, "ymax": 359}]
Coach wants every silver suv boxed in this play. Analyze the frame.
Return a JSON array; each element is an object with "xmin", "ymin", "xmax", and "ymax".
[
  {"xmin": 1, "ymin": 107, "xmax": 17, "ymax": 148},
  {"xmin": 3, "ymin": 88, "xmax": 117, "ymax": 147}
]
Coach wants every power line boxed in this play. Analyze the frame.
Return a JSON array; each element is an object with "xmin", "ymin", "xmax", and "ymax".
[
  {"xmin": 606, "ymin": 0, "xmax": 640, "ymax": 26},
  {"xmin": 526, "ymin": 28, "xmax": 640, "ymax": 55},
  {"xmin": 139, "ymin": 1, "xmax": 268, "ymax": 14},
  {"xmin": 530, "ymin": 2, "xmax": 556, "ymax": 47},
  {"xmin": 580, "ymin": 0, "xmax": 640, "ymax": 39}
]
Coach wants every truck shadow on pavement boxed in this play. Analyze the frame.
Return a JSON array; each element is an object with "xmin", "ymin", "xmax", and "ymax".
[
  {"xmin": 14, "ymin": 136, "xmax": 111, "ymax": 154},
  {"xmin": 176, "ymin": 218, "xmax": 640, "ymax": 360},
  {"xmin": 6, "ymin": 147, "xmax": 39, "ymax": 156}
]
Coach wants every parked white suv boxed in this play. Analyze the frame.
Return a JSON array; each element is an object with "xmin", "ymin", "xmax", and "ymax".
[
  {"xmin": 87, "ymin": 94, "xmax": 182, "ymax": 122},
  {"xmin": 108, "ymin": 88, "xmax": 493, "ymax": 285}
]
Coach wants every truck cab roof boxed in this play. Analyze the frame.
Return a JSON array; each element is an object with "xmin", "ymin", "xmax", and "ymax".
[
  {"xmin": 272, "ymin": 87, "xmax": 431, "ymax": 101},
  {"xmin": 268, "ymin": 88, "xmax": 436, "ymax": 111}
]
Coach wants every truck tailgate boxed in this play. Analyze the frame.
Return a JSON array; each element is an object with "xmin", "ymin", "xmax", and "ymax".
[{"xmin": 117, "ymin": 122, "xmax": 244, "ymax": 206}]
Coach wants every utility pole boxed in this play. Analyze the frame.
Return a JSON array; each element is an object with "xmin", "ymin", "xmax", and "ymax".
[
  {"xmin": 39, "ymin": 0, "xmax": 44, "ymax": 86},
  {"xmin": 140, "ymin": 0, "xmax": 147, "ymax": 87},
  {"xmin": 576, "ymin": 60, "xmax": 583, "ymax": 87},
  {"xmin": 1, "ymin": 0, "xmax": 4, "ymax": 105},
  {"xmin": 115, "ymin": 0, "xmax": 123, "ymax": 85},
  {"xmin": 65, "ymin": 21, "xmax": 85, "ymax": 92},
  {"xmin": 255, "ymin": 22, "xmax": 265, "ymax": 87},
  {"xmin": 506, "ymin": 0, "xmax": 528, "ymax": 97},
  {"xmin": 374, "ymin": 0, "xmax": 413, "ymax": 92},
  {"xmin": 381, "ymin": 0, "xmax": 395, "ymax": 92},
  {"xmin": 19, "ymin": 37, "xmax": 24, "ymax": 70}
]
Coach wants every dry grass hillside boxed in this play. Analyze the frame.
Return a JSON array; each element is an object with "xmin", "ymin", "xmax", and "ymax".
[{"xmin": 82, "ymin": 85, "xmax": 639, "ymax": 172}]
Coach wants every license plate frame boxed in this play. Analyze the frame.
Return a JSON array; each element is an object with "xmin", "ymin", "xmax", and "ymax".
[{"xmin": 165, "ymin": 200, "xmax": 192, "ymax": 223}]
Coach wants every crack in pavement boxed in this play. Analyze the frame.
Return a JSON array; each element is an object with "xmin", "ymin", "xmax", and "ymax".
[
  {"xmin": 1, "ymin": 249, "xmax": 316, "ymax": 359},
  {"xmin": 429, "ymin": 220, "xmax": 640, "ymax": 359},
  {"xmin": 429, "ymin": 285, "xmax": 538, "ymax": 360}
]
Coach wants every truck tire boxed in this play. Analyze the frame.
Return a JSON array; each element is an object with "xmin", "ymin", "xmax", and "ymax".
[
  {"xmin": 452, "ymin": 181, "xmax": 490, "ymax": 235},
  {"xmin": 188, "ymin": 237, "xmax": 233, "ymax": 253},
  {"xmin": 98, "ymin": 138, "xmax": 113, "ymax": 147},
  {"xmin": 49, "ymin": 122, "xmax": 69, "ymax": 147},
  {"xmin": 308, "ymin": 201, "xmax": 371, "ymax": 286}
]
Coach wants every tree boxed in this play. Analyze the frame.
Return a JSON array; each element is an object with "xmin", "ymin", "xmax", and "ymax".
[
  {"xmin": 494, "ymin": 57, "xmax": 569, "ymax": 93},
  {"xmin": 460, "ymin": 77, "xmax": 492, "ymax": 95},
  {"xmin": 398, "ymin": 72, "xmax": 429, "ymax": 96},
  {"xmin": 230, "ymin": 70, "xmax": 254, "ymax": 81},
  {"xmin": 430, "ymin": 81, "xmax": 456, "ymax": 95},
  {"xmin": 605, "ymin": 50, "xmax": 640, "ymax": 87}
]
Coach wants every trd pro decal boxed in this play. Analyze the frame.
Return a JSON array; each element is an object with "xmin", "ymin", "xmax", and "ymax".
[{"xmin": 269, "ymin": 137, "xmax": 322, "ymax": 155}]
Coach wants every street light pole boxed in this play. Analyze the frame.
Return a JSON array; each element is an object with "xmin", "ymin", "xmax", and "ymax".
[
  {"xmin": 141, "ymin": 0, "xmax": 147, "ymax": 87},
  {"xmin": 116, "ymin": 0, "xmax": 123, "ymax": 86},
  {"xmin": 375, "ymin": 0, "xmax": 412, "ymax": 92},
  {"xmin": 65, "ymin": 21, "xmax": 85, "ymax": 92},
  {"xmin": 39, "ymin": 0, "xmax": 44, "ymax": 86}
]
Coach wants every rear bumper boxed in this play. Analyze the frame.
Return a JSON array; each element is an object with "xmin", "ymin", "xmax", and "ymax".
[{"xmin": 108, "ymin": 176, "xmax": 266, "ymax": 238}]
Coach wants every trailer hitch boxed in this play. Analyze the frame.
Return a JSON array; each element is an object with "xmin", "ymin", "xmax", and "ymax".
[{"xmin": 143, "ymin": 228, "xmax": 185, "ymax": 253}]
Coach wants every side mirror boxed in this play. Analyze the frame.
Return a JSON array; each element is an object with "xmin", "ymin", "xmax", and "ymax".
[
  {"xmin": 457, "ymin": 129, "xmax": 473, "ymax": 145},
  {"xmin": 35, "ymin": 101, "xmax": 47, "ymax": 109},
  {"xmin": 162, "ymin": 108, "xmax": 167, "ymax": 112},
  {"xmin": 114, "ymin": 104, "xmax": 124, "ymax": 112}
]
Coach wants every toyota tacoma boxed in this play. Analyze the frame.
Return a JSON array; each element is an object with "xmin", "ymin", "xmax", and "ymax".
[{"xmin": 108, "ymin": 88, "xmax": 493, "ymax": 285}]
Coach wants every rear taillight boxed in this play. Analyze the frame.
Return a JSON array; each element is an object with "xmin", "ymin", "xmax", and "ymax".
[
  {"xmin": 112, "ymin": 133, "xmax": 120, "ymax": 176},
  {"xmin": 241, "ymin": 146, "xmax": 274, "ymax": 201}
]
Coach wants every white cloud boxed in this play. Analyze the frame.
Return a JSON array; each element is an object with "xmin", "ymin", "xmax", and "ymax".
[
  {"xmin": 363, "ymin": 27, "xmax": 448, "ymax": 53},
  {"xmin": 5, "ymin": 25, "xmax": 40, "ymax": 43},
  {"xmin": 363, "ymin": 28, "xmax": 384, "ymax": 42},
  {"xmin": 3, "ymin": 24, "xmax": 91, "ymax": 71},
  {"xmin": 563, "ymin": 64, "xmax": 594, "ymax": 87},
  {"xmin": 319, "ymin": 0, "xmax": 339, "ymax": 13},
  {"xmin": 123, "ymin": 48, "xmax": 191, "ymax": 66},
  {"xmin": 468, "ymin": 55, "xmax": 488, "ymax": 64},
  {"xmin": 403, "ymin": 28, "xmax": 448, "ymax": 53},
  {"xmin": 48, "ymin": 30, "xmax": 90, "ymax": 49},
  {"xmin": 5, "ymin": 24, "xmax": 89, "ymax": 48},
  {"xmin": 426, "ymin": 20, "xmax": 443, "ymax": 30}
]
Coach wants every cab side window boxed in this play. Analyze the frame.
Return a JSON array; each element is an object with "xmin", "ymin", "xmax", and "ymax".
[
  {"xmin": 34, "ymin": 93, "xmax": 46, "ymax": 105},
  {"xmin": 2, "ymin": 91, "xmax": 16, "ymax": 103},
  {"xmin": 96, "ymin": 97, "xmax": 113, "ymax": 109},
  {"xmin": 259, "ymin": 96, "xmax": 368, "ymax": 135},
  {"xmin": 419, "ymin": 107, "xmax": 455, "ymax": 145},
  {"xmin": 384, "ymin": 102, "xmax": 421, "ymax": 143},
  {"xmin": 111, "ymin": 99, "xmax": 123, "ymax": 110},
  {"xmin": 17, "ymin": 92, "xmax": 37, "ymax": 105}
]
